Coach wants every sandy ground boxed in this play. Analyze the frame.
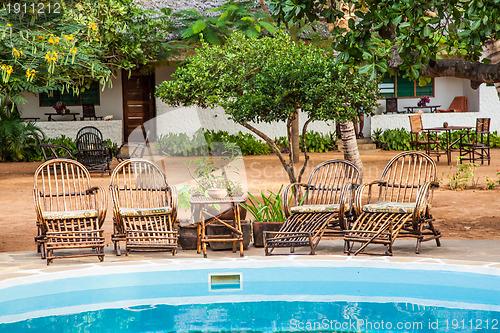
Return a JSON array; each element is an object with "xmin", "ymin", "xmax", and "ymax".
[{"xmin": 1, "ymin": 149, "xmax": 500, "ymax": 253}]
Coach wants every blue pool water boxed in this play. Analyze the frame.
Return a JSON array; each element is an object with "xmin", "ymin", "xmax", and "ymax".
[{"xmin": 0, "ymin": 260, "xmax": 499, "ymax": 332}]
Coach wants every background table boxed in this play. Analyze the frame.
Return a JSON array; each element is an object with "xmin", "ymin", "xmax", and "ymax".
[
  {"xmin": 404, "ymin": 105, "xmax": 441, "ymax": 113},
  {"xmin": 45, "ymin": 112, "xmax": 79, "ymax": 121},
  {"xmin": 424, "ymin": 126, "xmax": 472, "ymax": 164},
  {"xmin": 189, "ymin": 196, "xmax": 246, "ymax": 258}
]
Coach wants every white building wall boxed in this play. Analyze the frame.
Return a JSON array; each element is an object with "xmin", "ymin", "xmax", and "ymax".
[
  {"xmin": 370, "ymin": 77, "xmax": 494, "ymax": 134},
  {"xmin": 371, "ymin": 86, "xmax": 498, "ymax": 134},
  {"xmin": 37, "ymin": 120, "xmax": 122, "ymax": 144},
  {"xmin": 19, "ymin": 73, "xmax": 124, "ymax": 121}
]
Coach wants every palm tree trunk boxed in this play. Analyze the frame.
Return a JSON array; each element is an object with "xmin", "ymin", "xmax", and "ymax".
[
  {"xmin": 339, "ymin": 121, "xmax": 364, "ymax": 174},
  {"xmin": 291, "ymin": 111, "xmax": 300, "ymax": 163}
]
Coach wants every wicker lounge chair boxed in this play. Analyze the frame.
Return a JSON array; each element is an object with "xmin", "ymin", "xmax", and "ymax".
[
  {"xmin": 437, "ymin": 96, "xmax": 467, "ymax": 113},
  {"xmin": 33, "ymin": 159, "xmax": 107, "ymax": 265},
  {"xmin": 32, "ymin": 131, "xmax": 74, "ymax": 161},
  {"xmin": 344, "ymin": 151, "xmax": 441, "ymax": 256},
  {"xmin": 110, "ymin": 159, "xmax": 178, "ymax": 256},
  {"xmin": 264, "ymin": 159, "xmax": 361, "ymax": 255},
  {"xmin": 76, "ymin": 126, "xmax": 112, "ymax": 176}
]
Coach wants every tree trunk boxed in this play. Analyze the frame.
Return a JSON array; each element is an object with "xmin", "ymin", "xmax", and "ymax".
[
  {"xmin": 291, "ymin": 111, "xmax": 300, "ymax": 163},
  {"xmin": 339, "ymin": 121, "xmax": 363, "ymax": 174},
  {"xmin": 482, "ymin": 40, "xmax": 500, "ymax": 98}
]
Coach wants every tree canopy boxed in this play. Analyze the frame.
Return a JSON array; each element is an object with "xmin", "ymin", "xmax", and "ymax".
[
  {"xmin": 0, "ymin": 0, "xmax": 177, "ymax": 102},
  {"xmin": 268, "ymin": 0, "xmax": 500, "ymax": 87},
  {"xmin": 156, "ymin": 31, "xmax": 378, "ymax": 183}
]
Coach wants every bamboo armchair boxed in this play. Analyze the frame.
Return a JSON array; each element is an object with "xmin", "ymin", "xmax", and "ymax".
[
  {"xmin": 344, "ymin": 151, "xmax": 441, "ymax": 256},
  {"xmin": 110, "ymin": 159, "xmax": 178, "ymax": 256},
  {"xmin": 437, "ymin": 96, "xmax": 467, "ymax": 113},
  {"xmin": 264, "ymin": 159, "xmax": 361, "ymax": 255},
  {"xmin": 33, "ymin": 159, "xmax": 107, "ymax": 265},
  {"xmin": 76, "ymin": 129, "xmax": 112, "ymax": 176}
]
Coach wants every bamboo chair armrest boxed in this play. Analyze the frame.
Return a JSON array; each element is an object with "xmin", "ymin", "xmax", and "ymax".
[
  {"xmin": 337, "ymin": 182, "xmax": 360, "ymax": 229},
  {"xmin": 430, "ymin": 181, "xmax": 440, "ymax": 188},
  {"xmin": 168, "ymin": 185, "xmax": 178, "ymax": 223},
  {"xmin": 412, "ymin": 182, "xmax": 434, "ymax": 227},
  {"xmin": 89, "ymin": 186, "xmax": 107, "ymax": 226},
  {"xmin": 41, "ymin": 143, "xmax": 74, "ymax": 159},
  {"xmin": 353, "ymin": 181, "xmax": 386, "ymax": 216},
  {"xmin": 283, "ymin": 183, "xmax": 310, "ymax": 218},
  {"xmin": 33, "ymin": 189, "xmax": 45, "ymax": 230}
]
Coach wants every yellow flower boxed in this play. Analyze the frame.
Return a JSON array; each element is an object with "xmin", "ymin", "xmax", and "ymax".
[
  {"xmin": 13, "ymin": 48, "xmax": 22, "ymax": 58},
  {"xmin": 90, "ymin": 22, "xmax": 97, "ymax": 31},
  {"xmin": 48, "ymin": 36, "xmax": 59, "ymax": 44},
  {"xmin": 2, "ymin": 65, "xmax": 13, "ymax": 75},
  {"xmin": 25, "ymin": 68, "xmax": 36, "ymax": 79},
  {"xmin": 45, "ymin": 51, "xmax": 58, "ymax": 62},
  {"xmin": 7, "ymin": 23, "xmax": 12, "ymax": 27},
  {"xmin": 64, "ymin": 34, "xmax": 74, "ymax": 41},
  {"xmin": 95, "ymin": 38, "xmax": 99, "ymax": 42},
  {"xmin": 70, "ymin": 47, "xmax": 77, "ymax": 54}
]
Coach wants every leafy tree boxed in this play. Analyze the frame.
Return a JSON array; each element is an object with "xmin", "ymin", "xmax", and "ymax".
[
  {"xmin": 171, "ymin": 0, "xmax": 276, "ymax": 45},
  {"xmin": 0, "ymin": 0, "xmax": 177, "ymax": 105},
  {"xmin": 156, "ymin": 31, "xmax": 378, "ymax": 183},
  {"xmin": 268, "ymin": 0, "xmax": 500, "ymax": 91}
]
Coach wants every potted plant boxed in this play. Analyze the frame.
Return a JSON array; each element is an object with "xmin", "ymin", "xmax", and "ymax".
[{"xmin": 241, "ymin": 186, "xmax": 287, "ymax": 248}]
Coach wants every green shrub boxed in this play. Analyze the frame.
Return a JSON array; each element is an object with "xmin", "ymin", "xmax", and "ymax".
[
  {"xmin": 371, "ymin": 128, "xmax": 412, "ymax": 150},
  {"xmin": 154, "ymin": 129, "xmax": 271, "ymax": 156},
  {"xmin": 0, "ymin": 102, "xmax": 41, "ymax": 162},
  {"xmin": 275, "ymin": 131, "xmax": 337, "ymax": 153}
]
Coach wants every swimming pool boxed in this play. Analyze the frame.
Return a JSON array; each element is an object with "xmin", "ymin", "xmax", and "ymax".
[{"xmin": 0, "ymin": 257, "xmax": 499, "ymax": 332}]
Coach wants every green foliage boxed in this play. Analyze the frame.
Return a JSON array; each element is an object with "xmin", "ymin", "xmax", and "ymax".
[
  {"xmin": 0, "ymin": 0, "xmax": 178, "ymax": 99},
  {"xmin": 157, "ymin": 31, "xmax": 378, "ymax": 125},
  {"xmin": 443, "ymin": 159, "xmax": 478, "ymax": 190},
  {"xmin": 241, "ymin": 186, "xmax": 286, "ymax": 223},
  {"xmin": 371, "ymin": 128, "xmax": 411, "ymax": 151},
  {"xmin": 490, "ymin": 131, "xmax": 500, "ymax": 148},
  {"xmin": 0, "ymin": 100, "xmax": 40, "ymax": 162},
  {"xmin": 485, "ymin": 176, "xmax": 496, "ymax": 190},
  {"xmin": 268, "ymin": 0, "xmax": 500, "ymax": 82},
  {"xmin": 153, "ymin": 129, "xmax": 271, "ymax": 156},
  {"xmin": 172, "ymin": 1, "xmax": 276, "ymax": 45},
  {"xmin": 276, "ymin": 131, "xmax": 337, "ymax": 153}
]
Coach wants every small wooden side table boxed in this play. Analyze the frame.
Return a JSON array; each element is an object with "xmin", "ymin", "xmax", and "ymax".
[{"xmin": 189, "ymin": 196, "xmax": 246, "ymax": 258}]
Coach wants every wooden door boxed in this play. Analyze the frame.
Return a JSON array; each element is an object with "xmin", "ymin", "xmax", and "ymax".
[{"xmin": 121, "ymin": 70, "xmax": 155, "ymax": 142}]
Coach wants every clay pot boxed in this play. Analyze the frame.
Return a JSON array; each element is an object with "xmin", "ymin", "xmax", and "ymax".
[
  {"xmin": 207, "ymin": 188, "xmax": 227, "ymax": 199},
  {"xmin": 252, "ymin": 221, "xmax": 285, "ymax": 247},
  {"xmin": 178, "ymin": 224, "xmax": 198, "ymax": 250}
]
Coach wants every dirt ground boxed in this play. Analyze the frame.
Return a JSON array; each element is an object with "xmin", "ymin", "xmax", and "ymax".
[{"xmin": 1, "ymin": 149, "xmax": 499, "ymax": 252}]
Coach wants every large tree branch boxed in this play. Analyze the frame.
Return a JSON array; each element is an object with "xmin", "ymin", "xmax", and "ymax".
[
  {"xmin": 239, "ymin": 121, "xmax": 296, "ymax": 183},
  {"xmin": 421, "ymin": 59, "xmax": 500, "ymax": 89}
]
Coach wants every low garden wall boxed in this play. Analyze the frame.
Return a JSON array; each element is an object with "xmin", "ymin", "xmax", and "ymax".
[{"xmin": 36, "ymin": 120, "xmax": 122, "ymax": 144}]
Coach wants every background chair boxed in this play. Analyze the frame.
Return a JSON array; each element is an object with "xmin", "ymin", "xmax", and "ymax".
[
  {"xmin": 264, "ymin": 159, "xmax": 361, "ymax": 255},
  {"xmin": 33, "ymin": 159, "xmax": 107, "ymax": 265},
  {"xmin": 110, "ymin": 159, "xmax": 178, "ymax": 256},
  {"xmin": 116, "ymin": 128, "xmax": 150, "ymax": 162},
  {"xmin": 459, "ymin": 118, "xmax": 491, "ymax": 165},
  {"xmin": 344, "ymin": 151, "xmax": 441, "ymax": 256},
  {"xmin": 384, "ymin": 98, "xmax": 401, "ymax": 114},
  {"xmin": 32, "ymin": 131, "xmax": 73, "ymax": 161},
  {"xmin": 81, "ymin": 104, "xmax": 103, "ymax": 120},
  {"xmin": 408, "ymin": 114, "xmax": 443, "ymax": 161},
  {"xmin": 76, "ymin": 126, "xmax": 112, "ymax": 176},
  {"xmin": 437, "ymin": 96, "xmax": 467, "ymax": 112}
]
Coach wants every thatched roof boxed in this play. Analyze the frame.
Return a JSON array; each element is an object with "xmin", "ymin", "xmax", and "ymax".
[{"xmin": 133, "ymin": 0, "xmax": 229, "ymax": 13}]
